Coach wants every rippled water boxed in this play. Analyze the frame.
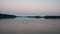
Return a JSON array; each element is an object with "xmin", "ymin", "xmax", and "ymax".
[{"xmin": 0, "ymin": 18, "xmax": 60, "ymax": 34}]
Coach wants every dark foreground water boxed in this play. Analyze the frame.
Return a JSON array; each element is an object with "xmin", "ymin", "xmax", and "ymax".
[{"xmin": 0, "ymin": 18, "xmax": 60, "ymax": 34}]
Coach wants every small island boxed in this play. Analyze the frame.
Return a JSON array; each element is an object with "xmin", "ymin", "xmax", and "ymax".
[
  {"xmin": 0, "ymin": 14, "xmax": 16, "ymax": 19},
  {"xmin": 26, "ymin": 16, "xmax": 41, "ymax": 18}
]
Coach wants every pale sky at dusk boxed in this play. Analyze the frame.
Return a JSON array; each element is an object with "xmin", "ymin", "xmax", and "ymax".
[{"xmin": 0, "ymin": 0, "xmax": 60, "ymax": 16}]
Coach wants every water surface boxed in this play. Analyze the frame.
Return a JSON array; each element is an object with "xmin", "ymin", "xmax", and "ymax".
[{"xmin": 0, "ymin": 18, "xmax": 60, "ymax": 34}]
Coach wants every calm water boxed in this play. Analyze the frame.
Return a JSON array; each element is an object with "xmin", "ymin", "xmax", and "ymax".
[{"xmin": 0, "ymin": 18, "xmax": 60, "ymax": 34}]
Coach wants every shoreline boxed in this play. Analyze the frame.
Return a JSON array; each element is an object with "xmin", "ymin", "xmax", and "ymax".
[{"xmin": 0, "ymin": 14, "xmax": 60, "ymax": 19}]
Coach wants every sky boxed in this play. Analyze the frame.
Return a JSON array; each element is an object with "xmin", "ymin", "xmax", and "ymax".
[{"xmin": 0, "ymin": 0, "xmax": 60, "ymax": 16}]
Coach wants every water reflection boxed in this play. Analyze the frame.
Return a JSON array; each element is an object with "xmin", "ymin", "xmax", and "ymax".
[{"xmin": 0, "ymin": 18, "xmax": 60, "ymax": 34}]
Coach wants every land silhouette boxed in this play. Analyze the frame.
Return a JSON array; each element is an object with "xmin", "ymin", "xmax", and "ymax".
[
  {"xmin": 44, "ymin": 16, "xmax": 60, "ymax": 19},
  {"xmin": 0, "ymin": 13, "xmax": 60, "ymax": 19},
  {"xmin": 0, "ymin": 13, "xmax": 16, "ymax": 19},
  {"xmin": 25, "ymin": 16, "xmax": 60, "ymax": 19}
]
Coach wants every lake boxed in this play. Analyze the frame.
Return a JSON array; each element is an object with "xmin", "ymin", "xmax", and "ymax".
[{"xmin": 0, "ymin": 17, "xmax": 60, "ymax": 34}]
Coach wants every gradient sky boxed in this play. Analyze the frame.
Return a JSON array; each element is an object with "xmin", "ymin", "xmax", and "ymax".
[{"xmin": 0, "ymin": 0, "xmax": 60, "ymax": 16}]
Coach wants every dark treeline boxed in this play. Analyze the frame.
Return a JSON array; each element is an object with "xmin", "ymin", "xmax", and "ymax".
[
  {"xmin": 0, "ymin": 14, "xmax": 16, "ymax": 19},
  {"xmin": 18, "ymin": 16, "xmax": 60, "ymax": 19},
  {"xmin": 0, "ymin": 13, "xmax": 60, "ymax": 19},
  {"xmin": 44, "ymin": 16, "xmax": 60, "ymax": 19},
  {"xmin": 26, "ymin": 16, "xmax": 41, "ymax": 18},
  {"xmin": 26, "ymin": 16, "xmax": 60, "ymax": 19}
]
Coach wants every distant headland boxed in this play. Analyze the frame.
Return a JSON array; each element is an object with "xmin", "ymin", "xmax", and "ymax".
[
  {"xmin": 0, "ymin": 14, "xmax": 16, "ymax": 19},
  {"xmin": 44, "ymin": 16, "xmax": 60, "ymax": 19}
]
